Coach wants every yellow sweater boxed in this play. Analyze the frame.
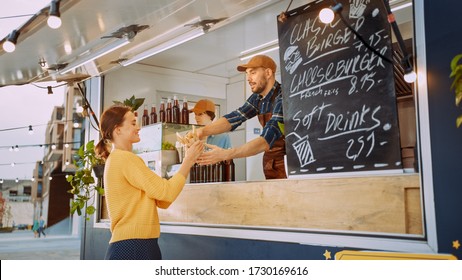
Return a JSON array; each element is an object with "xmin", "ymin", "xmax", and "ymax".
[{"xmin": 104, "ymin": 149, "xmax": 186, "ymax": 243}]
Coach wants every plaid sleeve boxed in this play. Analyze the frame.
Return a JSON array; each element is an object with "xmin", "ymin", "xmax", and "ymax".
[{"xmin": 223, "ymin": 93, "xmax": 260, "ymax": 131}]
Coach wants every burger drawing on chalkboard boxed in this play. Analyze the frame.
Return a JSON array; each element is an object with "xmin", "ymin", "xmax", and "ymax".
[{"xmin": 284, "ymin": 45, "xmax": 303, "ymax": 74}]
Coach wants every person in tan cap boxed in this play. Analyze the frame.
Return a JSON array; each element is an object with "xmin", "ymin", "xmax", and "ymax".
[
  {"xmin": 190, "ymin": 99, "xmax": 231, "ymax": 149},
  {"xmin": 192, "ymin": 55, "xmax": 286, "ymax": 179}
]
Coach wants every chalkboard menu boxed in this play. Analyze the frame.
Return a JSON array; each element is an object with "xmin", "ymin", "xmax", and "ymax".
[{"xmin": 277, "ymin": 0, "xmax": 402, "ymax": 176}]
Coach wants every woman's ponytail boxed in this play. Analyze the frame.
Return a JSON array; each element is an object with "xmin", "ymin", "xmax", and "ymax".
[
  {"xmin": 94, "ymin": 105, "xmax": 132, "ymax": 160},
  {"xmin": 95, "ymin": 138, "xmax": 110, "ymax": 160}
]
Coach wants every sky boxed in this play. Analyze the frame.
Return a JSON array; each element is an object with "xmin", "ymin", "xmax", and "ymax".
[{"xmin": 0, "ymin": 0, "xmax": 65, "ymax": 180}]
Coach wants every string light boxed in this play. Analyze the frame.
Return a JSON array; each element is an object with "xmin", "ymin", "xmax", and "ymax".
[
  {"xmin": 15, "ymin": 178, "xmax": 19, "ymax": 183},
  {"xmin": 47, "ymin": 0, "xmax": 62, "ymax": 29},
  {"xmin": 0, "ymin": 159, "xmax": 66, "ymax": 167},
  {"xmin": 0, "ymin": 119, "xmax": 80, "ymax": 133},
  {"xmin": 318, "ymin": 1, "xmax": 416, "ymax": 84},
  {"xmin": 2, "ymin": 30, "xmax": 20, "ymax": 53},
  {"xmin": 76, "ymin": 104, "xmax": 84, "ymax": 113},
  {"xmin": 28, "ymin": 125, "xmax": 34, "ymax": 135},
  {"xmin": 0, "ymin": 140, "xmax": 81, "ymax": 151}
]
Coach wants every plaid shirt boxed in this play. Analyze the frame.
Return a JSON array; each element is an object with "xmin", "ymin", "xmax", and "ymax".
[{"xmin": 223, "ymin": 81, "xmax": 284, "ymax": 148}]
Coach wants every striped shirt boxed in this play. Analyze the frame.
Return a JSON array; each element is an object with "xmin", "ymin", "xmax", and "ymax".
[{"xmin": 223, "ymin": 81, "xmax": 284, "ymax": 148}]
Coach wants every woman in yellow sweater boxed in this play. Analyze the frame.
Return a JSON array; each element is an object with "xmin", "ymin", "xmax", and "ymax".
[{"xmin": 95, "ymin": 105, "xmax": 203, "ymax": 260}]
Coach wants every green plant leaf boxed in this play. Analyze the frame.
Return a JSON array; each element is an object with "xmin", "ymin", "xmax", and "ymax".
[
  {"xmin": 113, "ymin": 95, "xmax": 145, "ymax": 111},
  {"xmin": 132, "ymin": 98, "xmax": 145, "ymax": 111},
  {"xmin": 456, "ymin": 90, "xmax": 462, "ymax": 107},
  {"xmin": 457, "ymin": 115, "xmax": 462, "ymax": 128},
  {"xmin": 162, "ymin": 141, "xmax": 176, "ymax": 150},
  {"xmin": 68, "ymin": 139, "xmax": 105, "ymax": 216},
  {"xmin": 450, "ymin": 54, "xmax": 462, "ymax": 128},
  {"xmin": 86, "ymin": 140, "xmax": 95, "ymax": 151},
  {"xmin": 96, "ymin": 186, "xmax": 105, "ymax": 195},
  {"xmin": 86, "ymin": 206, "xmax": 96, "ymax": 215},
  {"xmin": 450, "ymin": 54, "xmax": 462, "ymax": 74}
]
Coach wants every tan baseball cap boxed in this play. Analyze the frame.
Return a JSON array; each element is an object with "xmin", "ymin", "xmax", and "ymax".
[
  {"xmin": 190, "ymin": 99, "xmax": 215, "ymax": 114},
  {"xmin": 237, "ymin": 55, "xmax": 277, "ymax": 73}
]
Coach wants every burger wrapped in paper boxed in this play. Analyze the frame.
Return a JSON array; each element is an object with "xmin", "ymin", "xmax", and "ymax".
[{"xmin": 176, "ymin": 126, "xmax": 198, "ymax": 147}]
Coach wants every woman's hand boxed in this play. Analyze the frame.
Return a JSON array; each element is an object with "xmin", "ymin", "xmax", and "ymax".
[{"xmin": 183, "ymin": 139, "xmax": 204, "ymax": 165}]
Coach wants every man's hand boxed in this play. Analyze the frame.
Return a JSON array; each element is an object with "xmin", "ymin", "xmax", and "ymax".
[
  {"xmin": 197, "ymin": 143, "xmax": 230, "ymax": 165},
  {"xmin": 181, "ymin": 126, "xmax": 206, "ymax": 147}
]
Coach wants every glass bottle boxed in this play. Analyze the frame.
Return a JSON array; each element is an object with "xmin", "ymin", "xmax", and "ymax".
[
  {"xmin": 159, "ymin": 100, "xmax": 165, "ymax": 122},
  {"xmin": 206, "ymin": 164, "xmax": 212, "ymax": 183},
  {"xmin": 195, "ymin": 163, "xmax": 202, "ymax": 183},
  {"xmin": 166, "ymin": 97, "xmax": 172, "ymax": 123},
  {"xmin": 190, "ymin": 164, "xmax": 197, "ymax": 183},
  {"xmin": 142, "ymin": 105, "xmax": 149, "ymax": 126},
  {"xmin": 181, "ymin": 97, "xmax": 189, "ymax": 125},
  {"xmin": 230, "ymin": 159, "xmax": 235, "ymax": 181},
  {"xmin": 214, "ymin": 162, "xmax": 221, "ymax": 182},
  {"xmin": 172, "ymin": 95, "xmax": 180, "ymax": 124},
  {"xmin": 222, "ymin": 159, "xmax": 235, "ymax": 182},
  {"xmin": 150, "ymin": 103, "xmax": 157, "ymax": 124},
  {"xmin": 221, "ymin": 161, "xmax": 228, "ymax": 182}
]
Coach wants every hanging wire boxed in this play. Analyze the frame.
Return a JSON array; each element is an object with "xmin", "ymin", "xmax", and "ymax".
[
  {"xmin": 76, "ymin": 82, "xmax": 101, "ymax": 132},
  {"xmin": 0, "ymin": 119, "xmax": 78, "ymax": 133},
  {"xmin": 0, "ymin": 159, "xmax": 61, "ymax": 167},
  {"xmin": 0, "ymin": 140, "xmax": 82, "ymax": 150},
  {"xmin": 285, "ymin": 0, "xmax": 294, "ymax": 13},
  {"xmin": 31, "ymin": 82, "xmax": 68, "ymax": 89},
  {"xmin": 329, "ymin": 0, "xmax": 393, "ymax": 64}
]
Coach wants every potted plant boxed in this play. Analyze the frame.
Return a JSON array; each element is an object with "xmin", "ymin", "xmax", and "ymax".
[
  {"xmin": 113, "ymin": 94, "xmax": 145, "ymax": 112},
  {"xmin": 449, "ymin": 54, "xmax": 462, "ymax": 128},
  {"xmin": 67, "ymin": 140, "xmax": 105, "ymax": 217}
]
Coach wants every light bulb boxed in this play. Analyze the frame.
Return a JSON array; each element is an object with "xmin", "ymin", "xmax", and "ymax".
[
  {"xmin": 404, "ymin": 71, "xmax": 417, "ymax": 83},
  {"xmin": 319, "ymin": 8, "xmax": 335, "ymax": 24},
  {"xmin": 3, "ymin": 40, "xmax": 16, "ymax": 52},
  {"xmin": 3, "ymin": 30, "xmax": 19, "ymax": 53},
  {"xmin": 76, "ymin": 105, "xmax": 84, "ymax": 113},
  {"xmin": 47, "ymin": 15, "xmax": 62, "ymax": 29}
]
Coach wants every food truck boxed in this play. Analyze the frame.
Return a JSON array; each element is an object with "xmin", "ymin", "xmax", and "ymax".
[{"xmin": 0, "ymin": 0, "xmax": 460, "ymax": 260}]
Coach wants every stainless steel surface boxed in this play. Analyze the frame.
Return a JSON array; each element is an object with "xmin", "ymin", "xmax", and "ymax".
[{"xmin": 0, "ymin": 0, "xmax": 412, "ymax": 87}]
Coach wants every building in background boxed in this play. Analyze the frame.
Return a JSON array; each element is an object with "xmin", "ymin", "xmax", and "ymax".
[{"xmin": 30, "ymin": 85, "xmax": 85, "ymax": 232}]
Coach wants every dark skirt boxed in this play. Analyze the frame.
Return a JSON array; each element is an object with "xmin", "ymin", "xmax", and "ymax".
[{"xmin": 105, "ymin": 238, "xmax": 162, "ymax": 260}]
